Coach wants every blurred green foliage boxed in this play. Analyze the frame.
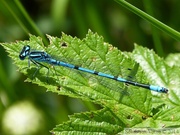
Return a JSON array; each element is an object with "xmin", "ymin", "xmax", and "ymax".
[{"xmin": 0, "ymin": 0, "xmax": 179, "ymax": 134}]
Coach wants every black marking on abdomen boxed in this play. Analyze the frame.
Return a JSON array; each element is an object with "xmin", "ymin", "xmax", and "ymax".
[
  {"xmin": 51, "ymin": 60, "xmax": 58, "ymax": 65},
  {"xmin": 94, "ymin": 71, "xmax": 99, "ymax": 75},
  {"xmin": 113, "ymin": 76, "xmax": 118, "ymax": 80},
  {"xmin": 74, "ymin": 65, "xmax": 79, "ymax": 69}
]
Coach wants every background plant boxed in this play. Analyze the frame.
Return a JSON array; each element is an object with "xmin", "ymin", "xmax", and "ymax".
[{"xmin": 0, "ymin": 0, "xmax": 180, "ymax": 135}]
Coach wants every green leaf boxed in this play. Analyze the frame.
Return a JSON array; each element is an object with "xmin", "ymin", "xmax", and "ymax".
[
  {"xmin": 132, "ymin": 44, "xmax": 180, "ymax": 105},
  {"xmin": 1, "ymin": 30, "xmax": 177, "ymax": 134},
  {"xmin": 165, "ymin": 53, "xmax": 180, "ymax": 67},
  {"xmin": 52, "ymin": 108, "xmax": 123, "ymax": 135}
]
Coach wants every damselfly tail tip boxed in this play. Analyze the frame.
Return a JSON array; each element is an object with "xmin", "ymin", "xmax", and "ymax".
[{"xmin": 162, "ymin": 87, "xmax": 168, "ymax": 93}]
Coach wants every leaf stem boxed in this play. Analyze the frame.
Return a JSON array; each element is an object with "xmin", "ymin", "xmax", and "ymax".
[{"xmin": 114, "ymin": 0, "xmax": 180, "ymax": 41}]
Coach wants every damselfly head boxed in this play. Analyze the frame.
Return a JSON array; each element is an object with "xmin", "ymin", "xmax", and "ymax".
[{"xmin": 19, "ymin": 45, "xmax": 31, "ymax": 60}]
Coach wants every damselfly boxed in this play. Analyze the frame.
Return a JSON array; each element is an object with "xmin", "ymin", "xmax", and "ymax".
[{"xmin": 19, "ymin": 45, "xmax": 168, "ymax": 93}]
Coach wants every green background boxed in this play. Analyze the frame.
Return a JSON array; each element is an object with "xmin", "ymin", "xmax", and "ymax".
[{"xmin": 0, "ymin": 0, "xmax": 179, "ymax": 134}]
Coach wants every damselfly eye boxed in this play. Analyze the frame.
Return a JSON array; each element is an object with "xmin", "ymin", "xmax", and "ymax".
[{"xmin": 19, "ymin": 54, "xmax": 25, "ymax": 60}]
